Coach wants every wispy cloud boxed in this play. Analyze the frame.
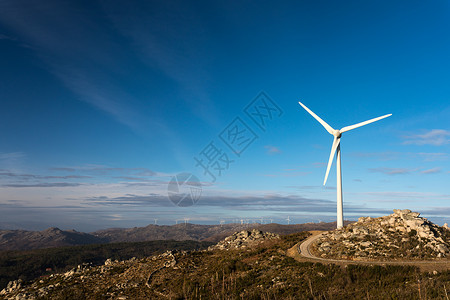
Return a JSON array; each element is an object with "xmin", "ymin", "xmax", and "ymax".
[
  {"xmin": 369, "ymin": 167, "xmax": 414, "ymax": 175},
  {"xmin": 84, "ymin": 194, "xmax": 171, "ymax": 207},
  {"xmin": 0, "ymin": 152, "xmax": 27, "ymax": 173},
  {"xmin": 114, "ymin": 176, "xmax": 150, "ymax": 181},
  {"xmin": 77, "ymin": 192, "xmax": 436, "ymax": 221},
  {"xmin": 312, "ymin": 162, "xmax": 326, "ymax": 168},
  {"xmin": 264, "ymin": 145, "xmax": 281, "ymax": 155},
  {"xmin": 0, "ymin": 166, "xmax": 168, "ymax": 198},
  {"xmin": 285, "ymin": 185, "xmax": 336, "ymax": 190},
  {"xmin": 421, "ymin": 207, "xmax": 450, "ymax": 217},
  {"xmin": 55, "ymin": 69, "xmax": 143, "ymax": 131},
  {"xmin": 261, "ymin": 165, "xmax": 310, "ymax": 177},
  {"xmin": 351, "ymin": 151, "xmax": 400, "ymax": 161},
  {"xmin": 420, "ymin": 167, "xmax": 441, "ymax": 174},
  {"xmin": 0, "ymin": 33, "xmax": 14, "ymax": 40},
  {"xmin": 369, "ymin": 167, "xmax": 443, "ymax": 175},
  {"xmin": 50, "ymin": 165, "xmax": 160, "ymax": 177},
  {"xmin": 357, "ymin": 191, "xmax": 450, "ymax": 201},
  {"xmin": 0, "ymin": 171, "xmax": 91, "ymax": 180},
  {"xmin": 416, "ymin": 152, "xmax": 449, "ymax": 161},
  {"xmin": 403, "ymin": 129, "xmax": 450, "ymax": 146},
  {"xmin": 0, "ymin": 152, "xmax": 26, "ymax": 160},
  {"xmin": 2, "ymin": 183, "xmax": 83, "ymax": 188},
  {"xmin": 100, "ymin": 1, "xmax": 218, "ymax": 126},
  {"xmin": 84, "ymin": 193, "xmax": 340, "ymax": 213},
  {"xmin": 351, "ymin": 151, "xmax": 448, "ymax": 162},
  {"xmin": 0, "ymin": 2, "xmax": 196, "ymax": 166},
  {"xmin": 263, "ymin": 171, "xmax": 309, "ymax": 178},
  {"xmin": 0, "ymin": 2, "xmax": 159, "ymax": 132},
  {"xmin": 50, "ymin": 167, "xmax": 77, "ymax": 172}
]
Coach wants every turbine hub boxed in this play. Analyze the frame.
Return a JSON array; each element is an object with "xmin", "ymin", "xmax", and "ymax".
[{"xmin": 333, "ymin": 129, "xmax": 341, "ymax": 138}]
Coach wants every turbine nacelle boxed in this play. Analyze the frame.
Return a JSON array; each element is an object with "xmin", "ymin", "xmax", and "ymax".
[{"xmin": 332, "ymin": 129, "xmax": 342, "ymax": 138}]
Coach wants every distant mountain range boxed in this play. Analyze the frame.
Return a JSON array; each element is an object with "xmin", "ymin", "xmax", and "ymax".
[
  {"xmin": 0, "ymin": 227, "xmax": 105, "ymax": 251},
  {"xmin": 0, "ymin": 221, "xmax": 349, "ymax": 251}
]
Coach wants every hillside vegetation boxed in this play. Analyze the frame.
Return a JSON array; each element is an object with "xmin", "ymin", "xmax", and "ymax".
[
  {"xmin": 0, "ymin": 240, "xmax": 213, "ymax": 291},
  {"xmin": 2, "ymin": 231, "xmax": 450, "ymax": 299}
]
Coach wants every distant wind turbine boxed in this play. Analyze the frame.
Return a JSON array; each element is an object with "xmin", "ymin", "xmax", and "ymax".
[
  {"xmin": 298, "ymin": 101, "xmax": 391, "ymax": 229},
  {"xmin": 286, "ymin": 216, "xmax": 290, "ymax": 225}
]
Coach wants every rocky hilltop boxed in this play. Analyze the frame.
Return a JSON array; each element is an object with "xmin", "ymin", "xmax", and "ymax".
[
  {"xmin": 208, "ymin": 229, "xmax": 279, "ymax": 250},
  {"xmin": 313, "ymin": 209, "xmax": 450, "ymax": 260}
]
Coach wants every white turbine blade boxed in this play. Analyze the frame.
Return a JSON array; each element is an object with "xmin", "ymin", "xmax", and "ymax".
[
  {"xmin": 298, "ymin": 101, "xmax": 334, "ymax": 135},
  {"xmin": 324, "ymin": 136, "xmax": 340, "ymax": 185},
  {"xmin": 340, "ymin": 114, "xmax": 392, "ymax": 133}
]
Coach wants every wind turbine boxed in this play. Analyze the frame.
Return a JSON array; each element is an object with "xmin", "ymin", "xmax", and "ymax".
[
  {"xmin": 286, "ymin": 216, "xmax": 291, "ymax": 225},
  {"xmin": 298, "ymin": 101, "xmax": 391, "ymax": 229}
]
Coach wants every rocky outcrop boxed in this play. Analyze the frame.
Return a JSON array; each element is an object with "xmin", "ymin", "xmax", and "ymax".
[
  {"xmin": 209, "ymin": 229, "xmax": 279, "ymax": 250},
  {"xmin": 0, "ymin": 250, "xmax": 190, "ymax": 300},
  {"xmin": 0, "ymin": 279, "xmax": 23, "ymax": 296},
  {"xmin": 313, "ymin": 209, "xmax": 450, "ymax": 260}
]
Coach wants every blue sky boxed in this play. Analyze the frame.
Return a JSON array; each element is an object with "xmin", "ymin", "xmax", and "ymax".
[{"xmin": 1, "ymin": 1, "xmax": 449, "ymax": 231}]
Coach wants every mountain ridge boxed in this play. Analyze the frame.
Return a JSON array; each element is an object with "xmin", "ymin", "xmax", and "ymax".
[{"xmin": 0, "ymin": 222, "xmax": 345, "ymax": 251}]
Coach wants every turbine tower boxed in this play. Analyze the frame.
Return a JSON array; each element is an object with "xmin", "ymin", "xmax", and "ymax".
[{"xmin": 298, "ymin": 101, "xmax": 391, "ymax": 229}]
